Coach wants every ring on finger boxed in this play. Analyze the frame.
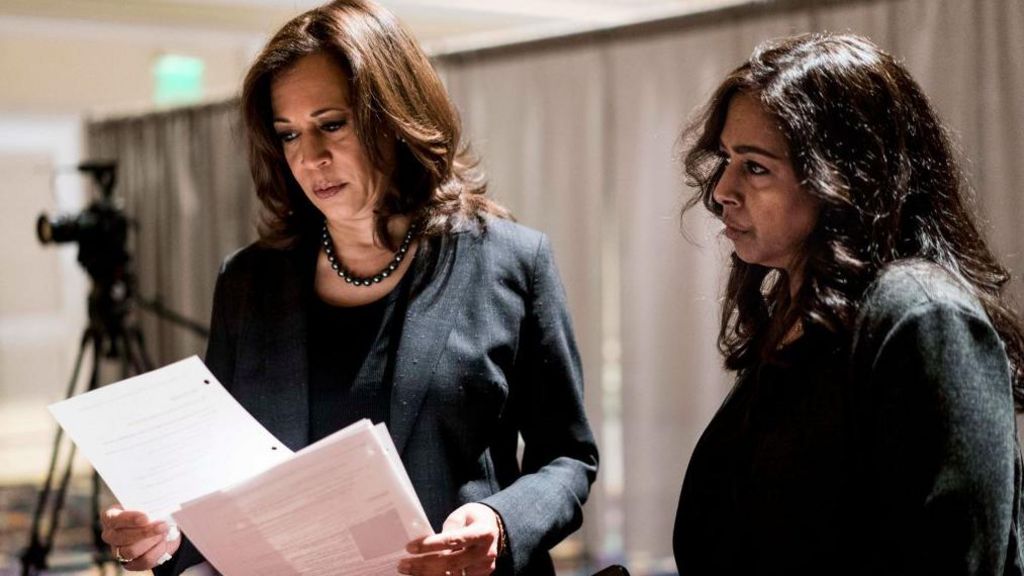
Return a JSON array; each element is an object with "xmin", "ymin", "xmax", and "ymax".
[{"xmin": 114, "ymin": 546, "xmax": 133, "ymax": 564}]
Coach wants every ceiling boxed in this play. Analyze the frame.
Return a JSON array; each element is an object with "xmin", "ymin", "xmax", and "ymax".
[
  {"xmin": 0, "ymin": 0, "xmax": 738, "ymax": 114},
  {"xmin": 0, "ymin": 0, "xmax": 735, "ymax": 52}
]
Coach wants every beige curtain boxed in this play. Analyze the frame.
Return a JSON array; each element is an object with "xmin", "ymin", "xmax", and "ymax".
[
  {"xmin": 86, "ymin": 102, "xmax": 257, "ymax": 364},
  {"xmin": 438, "ymin": 46, "xmax": 612, "ymax": 555},
  {"xmin": 436, "ymin": 0, "xmax": 1024, "ymax": 567},
  {"xmin": 85, "ymin": 0, "xmax": 1024, "ymax": 569}
]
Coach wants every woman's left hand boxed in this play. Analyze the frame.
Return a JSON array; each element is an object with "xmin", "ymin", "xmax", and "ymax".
[{"xmin": 398, "ymin": 503, "xmax": 501, "ymax": 576}]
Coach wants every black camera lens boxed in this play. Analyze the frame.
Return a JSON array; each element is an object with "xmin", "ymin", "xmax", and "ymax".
[
  {"xmin": 36, "ymin": 213, "xmax": 80, "ymax": 245},
  {"xmin": 36, "ymin": 214, "xmax": 53, "ymax": 244}
]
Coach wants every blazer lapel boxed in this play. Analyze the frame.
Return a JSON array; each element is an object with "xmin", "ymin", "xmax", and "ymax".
[
  {"xmin": 389, "ymin": 233, "xmax": 474, "ymax": 455},
  {"xmin": 255, "ymin": 245, "xmax": 314, "ymax": 451}
]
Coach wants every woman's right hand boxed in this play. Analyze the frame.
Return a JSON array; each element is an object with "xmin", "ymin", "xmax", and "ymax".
[{"xmin": 99, "ymin": 505, "xmax": 180, "ymax": 571}]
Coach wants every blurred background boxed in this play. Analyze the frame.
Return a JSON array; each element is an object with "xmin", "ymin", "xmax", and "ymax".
[{"xmin": 1, "ymin": 0, "xmax": 1022, "ymax": 574}]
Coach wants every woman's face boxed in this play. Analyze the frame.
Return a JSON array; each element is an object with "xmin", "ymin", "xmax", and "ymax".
[
  {"xmin": 713, "ymin": 93, "xmax": 820, "ymax": 279},
  {"xmin": 271, "ymin": 52, "xmax": 386, "ymax": 225}
]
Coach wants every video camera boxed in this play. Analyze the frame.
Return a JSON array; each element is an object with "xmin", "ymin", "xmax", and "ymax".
[{"xmin": 36, "ymin": 161, "xmax": 133, "ymax": 330}]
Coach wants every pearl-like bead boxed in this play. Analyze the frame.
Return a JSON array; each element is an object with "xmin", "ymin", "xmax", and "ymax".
[{"xmin": 321, "ymin": 221, "xmax": 416, "ymax": 288}]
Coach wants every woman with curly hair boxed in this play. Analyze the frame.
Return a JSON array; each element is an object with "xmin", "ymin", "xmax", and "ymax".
[
  {"xmin": 97, "ymin": 1, "xmax": 597, "ymax": 575},
  {"xmin": 674, "ymin": 32, "xmax": 1024, "ymax": 574}
]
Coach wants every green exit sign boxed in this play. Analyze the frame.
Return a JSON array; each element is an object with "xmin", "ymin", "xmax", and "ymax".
[{"xmin": 153, "ymin": 54, "xmax": 205, "ymax": 105}]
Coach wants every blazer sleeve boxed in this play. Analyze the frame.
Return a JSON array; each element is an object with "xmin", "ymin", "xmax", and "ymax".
[
  {"xmin": 152, "ymin": 258, "xmax": 242, "ymax": 576},
  {"xmin": 203, "ymin": 256, "xmax": 241, "ymax": 390},
  {"xmin": 481, "ymin": 234, "xmax": 599, "ymax": 573},
  {"xmin": 858, "ymin": 299, "xmax": 1020, "ymax": 575}
]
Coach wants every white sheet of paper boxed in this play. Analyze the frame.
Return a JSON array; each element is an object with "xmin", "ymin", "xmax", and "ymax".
[
  {"xmin": 48, "ymin": 356, "xmax": 292, "ymax": 521},
  {"xmin": 372, "ymin": 423, "xmax": 428, "ymax": 522},
  {"xmin": 172, "ymin": 419, "xmax": 433, "ymax": 576}
]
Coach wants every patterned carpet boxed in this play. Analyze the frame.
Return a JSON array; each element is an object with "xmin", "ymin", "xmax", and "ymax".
[
  {"xmin": 0, "ymin": 480, "xmax": 127, "ymax": 576},
  {"xmin": 0, "ymin": 480, "xmax": 650, "ymax": 576}
]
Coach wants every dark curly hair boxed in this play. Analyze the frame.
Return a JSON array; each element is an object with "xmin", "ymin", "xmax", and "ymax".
[
  {"xmin": 241, "ymin": 0, "xmax": 509, "ymax": 249},
  {"xmin": 682, "ymin": 32, "xmax": 1024, "ymax": 406}
]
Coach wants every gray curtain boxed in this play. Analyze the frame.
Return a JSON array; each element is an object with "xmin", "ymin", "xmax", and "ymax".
[
  {"xmin": 86, "ymin": 102, "xmax": 257, "ymax": 364},
  {"xmin": 436, "ymin": 0, "xmax": 1024, "ymax": 567},
  {"xmin": 438, "ymin": 46, "xmax": 612, "ymax": 556},
  {"xmin": 85, "ymin": 0, "xmax": 1024, "ymax": 569}
]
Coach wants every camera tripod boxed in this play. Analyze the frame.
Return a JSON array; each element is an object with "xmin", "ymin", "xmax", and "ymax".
[
  {"xmin": 22, "ymin": 160, "xmax": 210, "ymax": 574},
  {"xmin": 20, "ymin": 284, "xmax": 154, "ymax": 576}
]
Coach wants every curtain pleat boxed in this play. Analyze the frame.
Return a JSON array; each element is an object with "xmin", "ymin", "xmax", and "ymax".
[
  {"xmin": 85, "ymin": 0, "xmax": 1024, "ymax": 568},
  {"xmin": 85, "ymin": 103, "xmax": 256, "ymax": 365}
]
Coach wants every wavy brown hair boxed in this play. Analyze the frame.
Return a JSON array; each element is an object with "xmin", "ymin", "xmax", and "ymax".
[
  {"xmin": 241, "ymin": 0, "xmax": 509, "ymax": 249},
  {"xmin": 682, "ymin": 32, "xmax": 1024, "ymax": 405}
]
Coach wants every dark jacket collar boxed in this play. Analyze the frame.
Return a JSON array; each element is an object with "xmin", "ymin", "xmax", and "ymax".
[{"xmin": 258, "ymin": 231, "xmax": 475, "ymax": 455}]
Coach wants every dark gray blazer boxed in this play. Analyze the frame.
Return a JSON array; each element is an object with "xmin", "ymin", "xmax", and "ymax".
[
  {"xmin": 674, "ymin": 259, "xmax": 1023, "ymax": 575},
  {"xmin": 158, "ymin": 217, "xmax": 598, "ymax": 575}
]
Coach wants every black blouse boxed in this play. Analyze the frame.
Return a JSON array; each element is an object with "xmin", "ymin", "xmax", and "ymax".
[
  {"xmin": 674, "ymin": 261, "xmax": 1024, "ymax": 576},
  {"xmin": 306, "ymin": 282, "xmax": 407, "ymax": 443},
  {"xmin": 673, "ymin": 334, "xmax": 852, "ymax": 575}
]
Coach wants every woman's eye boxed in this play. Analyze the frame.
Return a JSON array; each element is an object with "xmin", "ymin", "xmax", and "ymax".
[
  {"xmin": 744, "ymin": 160, "xmax": 769, "ymax": 176},
  {"xmin": 277, "ymin": 131, "xmax": 297, "ymax": 143},
  {"xmin": 321, "ymin": 119, "xmax": 348, "ymax": 132}
]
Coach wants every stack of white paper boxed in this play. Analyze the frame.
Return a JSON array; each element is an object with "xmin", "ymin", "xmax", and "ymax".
[{"xmin": 49, "ymin": 356, "xmax": 433, "ymax": 576}]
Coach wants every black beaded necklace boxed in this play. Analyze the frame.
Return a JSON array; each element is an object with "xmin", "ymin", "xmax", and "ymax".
[{"xmin": 321, "ymin": 222, "xmax": 416, "ymax": 287}]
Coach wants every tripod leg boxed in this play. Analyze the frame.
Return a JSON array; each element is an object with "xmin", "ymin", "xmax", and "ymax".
[
  {"xmin": 41, "ymin": 328, "xmax": 102, "ymax": 570},
  {"xmin": 44, "ymin": 442, "xmax": 77, "ymax": 560},
  {"xmin": 90, "ymin": 330, "xmax": 140, "ymax": 569},
  {"xmin": 127, "ymin": 324, "xmax": 154, "ymax": 373},
  {"xmin": 21, "ymin": 328, "xmax": 93, "ymax": 575},
  {"xmin": 91, "ymin": 468, "xmax": 110, "ymax": 569}
]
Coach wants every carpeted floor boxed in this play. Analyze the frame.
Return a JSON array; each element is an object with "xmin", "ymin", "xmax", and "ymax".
[
  {"xmin": 0, "ymin": 479, "xmax": 654, "ymax": 576},
  {"xmin": 0, "ymin": 480, "xmax": 127, "ymax": 576}
]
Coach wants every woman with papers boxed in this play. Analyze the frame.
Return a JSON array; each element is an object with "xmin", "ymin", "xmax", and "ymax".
[
  {"xmin": 98, "ymin": 1, "xmax": 598, "ymax": 574},
  {"xmin": 672, "ymin": 32, "xmax": 1024, "ymax": 574}
]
